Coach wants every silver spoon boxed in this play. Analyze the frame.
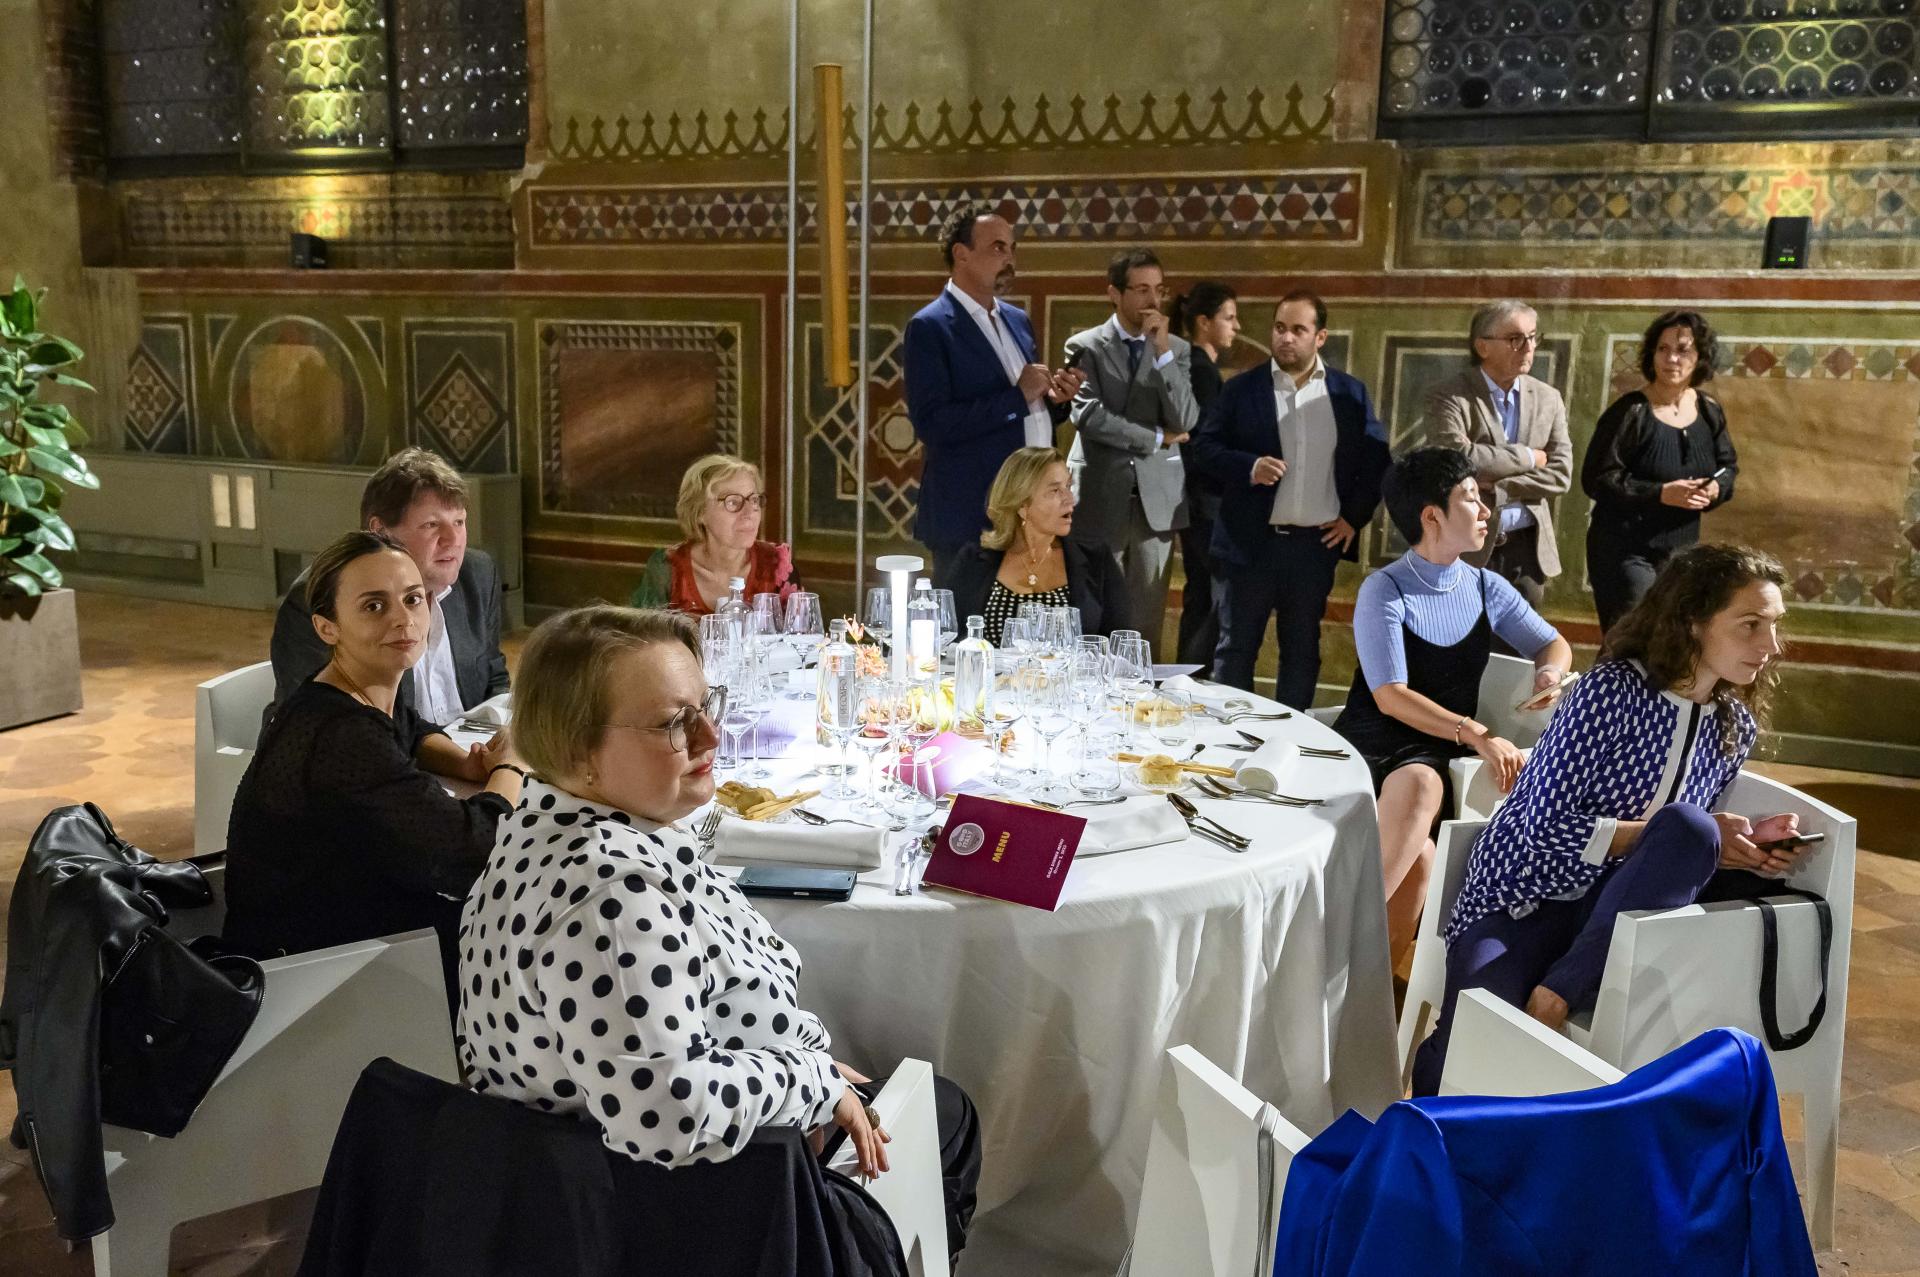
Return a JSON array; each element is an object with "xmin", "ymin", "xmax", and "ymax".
[{"xmin": 1165, "ymin": 792, "xmax": 1251, "ymax": 849}]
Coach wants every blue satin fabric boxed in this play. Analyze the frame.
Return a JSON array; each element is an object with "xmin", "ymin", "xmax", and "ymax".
[{"xmin": 1275, "ymin": 1029, "xmax": 1816, "ymax": 1277}]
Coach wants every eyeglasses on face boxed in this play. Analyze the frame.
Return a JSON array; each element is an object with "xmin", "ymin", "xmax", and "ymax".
[
  {"xmin": 713, "ymin": 493, "xmax": 767, "ymax": 514},
  {"xmin": 1495, "ymin": 332, "xmax": 1542, "ymax": 351},
  {"xmin": 601, "ymin": 686, "xmax": 728, "ymax": 753}
]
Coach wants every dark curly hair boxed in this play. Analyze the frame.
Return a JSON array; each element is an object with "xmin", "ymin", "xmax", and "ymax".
[
  {"xmin": 938, "ymin": 203, "xmax": 1008, "ymax": 269},
  {"xmin": 1638, "ymin": 310, "xmax": 1718, "ymax": 386},
  {"xmin": 1600, "ymin": 543, "xmax": 1787, "ymax": 751}
]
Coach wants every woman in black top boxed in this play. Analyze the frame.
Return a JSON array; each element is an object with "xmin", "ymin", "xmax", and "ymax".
[
  {"xmin": 223, "ymin": 530, "xmax": 525, "ymax": 961},
  {"xmin": 1169, "ymin": 280, "xmax": 1239, "ymax": 673},
  {"xmin": 946, "ymin": 446, "xmax": 1127, "ymax": 643},
  {"xmin": 1581, "ymin": 309, "xmax": 1739, "ymax": 635}
]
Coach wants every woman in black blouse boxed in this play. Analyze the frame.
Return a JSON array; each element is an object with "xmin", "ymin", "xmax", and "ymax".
[
  {"xmin": 1582, "ymin": 309, "xmax": 1739, "ymax": 635},
  {"xmin": 1169, "ymin": 280, "xmax": 1239, "ymax": 672},
  {"xmin": 945, "ymin": 446, "xmax": 1127, "ymax": 644},
  {"xmin": 223, "ymin": 530, "xmax": 524, "ymax": 962}
]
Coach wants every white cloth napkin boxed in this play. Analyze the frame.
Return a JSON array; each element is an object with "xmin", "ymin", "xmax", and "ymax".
[
  {"xmin": 1234, "ymin": 740, "xmax": 1302, "ymax": 794},
  {"xmin": 462, "ymin": 692, "xmax": 512, "ymax": 726},
  {"xmin": 1158, "ymin": 675, "xmax": 1241, "ymax": 710},
  {"xmin": 1078, "ymin": 798, "xmax": 1190, "ymax": 856},
  {"xmin": 712, "ymin": 818, "xmax": 887, "ymax": 871}
]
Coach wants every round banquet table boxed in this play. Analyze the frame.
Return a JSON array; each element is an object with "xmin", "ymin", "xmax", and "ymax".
[{"xmin": 736, "ymin": 685, "xmax": 1400, "ymax": 1277}]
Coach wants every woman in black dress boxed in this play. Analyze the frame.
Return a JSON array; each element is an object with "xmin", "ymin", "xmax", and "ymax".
[
  {"xmin": 1168, "ymin": 280, "xmax": 1239, "ymax": 672},
  {"xmin": 1581, "ymin": 309, "xmax": 1739, "ymax": 634},
  {"xmin": 223, "ymin": 530, "xmax": 525, "ymax": 963}
]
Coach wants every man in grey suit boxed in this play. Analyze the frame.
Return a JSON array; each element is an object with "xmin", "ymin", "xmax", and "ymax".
[
  {"xmin": 1064, "ymin": 248, "xmax": 1197, "ymax": 638},
  {"xmin": 1423, "ymin": 300, "xmax": 1573, "ymax": 608},
  {"xmin": 267, "ymin": 447, "xmax": 510, "ymax": 732}
]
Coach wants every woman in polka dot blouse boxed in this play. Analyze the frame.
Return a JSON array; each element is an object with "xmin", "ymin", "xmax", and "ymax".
[
  {"xmin": 458, "ymin": 605, "xmax": 980, "ymax": 1255},
  {"xmin": 1411, "ymin": 545, "xmax": 1809, "ymax": 1095}
]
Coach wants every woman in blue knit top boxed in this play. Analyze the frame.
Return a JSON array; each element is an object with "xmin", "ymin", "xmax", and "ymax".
[{"xmin": 1410, "ymin": 542, "xmax": 1807, "ymax": 1095}]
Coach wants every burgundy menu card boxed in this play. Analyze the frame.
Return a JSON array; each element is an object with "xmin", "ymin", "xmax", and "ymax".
[{"xmin": 921, "ymin": 795, "xmax": 1088, "ymax": 911}]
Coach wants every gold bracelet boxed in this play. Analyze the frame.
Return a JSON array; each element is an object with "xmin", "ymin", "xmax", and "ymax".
[{"xmin": 1453, "ymin": 717, "xmax": 1468, "ymax": 745}]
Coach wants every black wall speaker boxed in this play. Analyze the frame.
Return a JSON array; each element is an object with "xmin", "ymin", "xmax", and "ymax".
[
  {"xmin": 290, "ymin": 232, "xmax": 330, "ymax": 269},
  {"xmin": 1763, "ymin": 216, "xmax": 1810, "ymax": 270}
]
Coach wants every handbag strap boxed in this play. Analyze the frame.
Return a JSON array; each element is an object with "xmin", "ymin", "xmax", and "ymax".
[{"xmin": 1749, "ymin": 888, "xmax": 1832, "ymax": 1053}]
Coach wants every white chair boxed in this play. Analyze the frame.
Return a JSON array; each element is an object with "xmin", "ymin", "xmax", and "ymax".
[
  {"xmin": 1439, "ymin": 988, "xmax": 1624, "ymax": 1097},
  {"xmin": 1565, "ymin": 769, "xmax": 1853, "ymax": 1249},
  {"xmin": 1307, "ymin": 704, "xmax": 1342, "ymax": 726},
  {"xmin": 90, "ymin": 862, "xmax": 457, "ymax": 1277},
  {"xmin": 192, "ymin": 661, "xmax": 275, "ymax": 855},
  {"xmin": 1475, "ymin": 651, "xmax": 1555, "ymax": 749},
  {"xmin": 1448, "ymin": 748, "xmax": 1532, "ymax": 821},
  {"xmin": 1125, "ymin": 1044, "xmax": 1309, "ymax": 1277},
  {"xmin": 1396, "ymin": 817, "xmax": 1487, "ymax": 1092},
  {"xmin": 826, "ymin": 1058, "xmax": 950, "ymax": 1277}
]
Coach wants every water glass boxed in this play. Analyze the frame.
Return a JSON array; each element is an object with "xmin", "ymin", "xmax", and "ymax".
[
  {"xmin": 1000, "ymin": 615, "xmax": 1040, "ymax": 657},
  {"xmin": 933, "ymin": 588, "xmax": 959, "ymax": 656},
  {"xmin": 864, "ymin": 586, "xmax": 893, "ymax": 641},
  {"xmin": 1151, "ymin": 689, "xmax": 1195, "ymax": 754},
  {"xmin": 1073, "ymin": 717, "xmax": 1124, "ymax": 797}
]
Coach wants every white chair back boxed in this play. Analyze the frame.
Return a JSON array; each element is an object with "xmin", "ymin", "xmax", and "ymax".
[
  {"xmin": 1440, "ymin": 989, "xmax": 1624, "ymax": 1097},
  {"xmin": 1477, "ymin": 652, "xmax": 1554, "ymax": 748},
  {"xmin": 1127, "ymin": 1044, "xmax": 1308, "ymax": 1277},
  {"xmin": 1565, "ymin": 770, "xmax": 1854, "ymax": 1250},
  {"xmin": 1397, "ymin": 818, "xmax": 1488, "ymax": 1091},
  {"xmin": 1307, "ymin": 704, "xmax": 1342, "ymax": 726},
  {"xmin": 192, "ymin": 661, "xmax": 275, "ymax": 855},
  {"xmin": 826, "ymin": 1059, "xmax": 950, "ymax": 1277},
  {"xmin": 93, "ymin": 897, "xmax": 456, "ymax": 1277}
]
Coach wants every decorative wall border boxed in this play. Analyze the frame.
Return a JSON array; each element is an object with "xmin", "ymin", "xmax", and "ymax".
[
  {"xmin": 549, "ymin": 86, "xmax": 1333, "ymax": 162},
  {"xmin": 530, "ymin": 170, "xmax": 1365, "ymax": 247}
]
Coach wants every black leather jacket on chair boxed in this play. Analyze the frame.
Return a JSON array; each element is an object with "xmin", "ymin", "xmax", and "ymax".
[{"xmin": 0, "ymin": 804, "xmax": 262, "ymax": 1240}]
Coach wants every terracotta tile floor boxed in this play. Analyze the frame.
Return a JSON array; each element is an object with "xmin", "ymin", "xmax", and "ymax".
[{"xmin": 1, "ymin": 593, "xmax": 1917, "ymax": 1273}]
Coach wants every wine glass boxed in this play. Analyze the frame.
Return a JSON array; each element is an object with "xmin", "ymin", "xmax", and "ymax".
[
  {"xmin": 1067, "ymin": 650, "xmax": 1112, "ymax": 791},
  {"xmin": 863, "ymin": 586, "xmax": 893, "ymax": 643},
  {"xmin": 984, "ymin": 659, "xmax": 1026, "ymax": 789},
  {"xmin": 896, "ymin": 678, "xmax": 942, "ymax": 817},
  {"xmin": 1110, "ymin": 632, "xmax": 1153, "ymax": 748},
  {"xmin": 1019, "ymin": 655, "xmax": 1075, "ymax": 804},
  {"xmin": 751, "ymin": 592, "xmax": 784, "ymax": 642},
  {"xmin": 783, "ymin": 592, "xmax": 824, "ymax": 699},
  {"xmin": 852, "ymin": 676, "xmax": 904, "ymax": 818},
  {"xmin": 933, "ymin": 588, "xmax": 959, "ymax": 658},
  {"xmin": 731, "ymin": 629, "xmax": 774, "ymax": 782},
  {"xmin": 1000, "ymin": 615, "xmax": 1039, "ymax": 658},
  {"xmin": 817, "ymin": 638, "xmax": 860, "ymax": 799}
]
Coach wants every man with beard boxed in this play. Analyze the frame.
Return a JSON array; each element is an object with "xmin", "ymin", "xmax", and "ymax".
[
  {"xmin": 1422, "ymin": 299, "xmax": 1572, "ymax": 608},
  {"xmin": 903, "ymin": 204, "xmax": 1082, "ymax": 584},
  {"xmin": 1191, "ymin": 291, "xmax": 1391, "ymax": 707}
]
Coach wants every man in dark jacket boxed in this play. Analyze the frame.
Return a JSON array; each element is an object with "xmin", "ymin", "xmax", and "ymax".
[
  {"xmin": 268, "ymin": 447, "xmax": 509, "ymax": 732},
  {"xmin": 1191, "ymin": 292, "xmax": 1391, "ymax": 707}
]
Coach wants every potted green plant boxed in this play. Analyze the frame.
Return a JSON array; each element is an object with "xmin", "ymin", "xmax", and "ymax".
[{"xmin": 0, "ymin": 275, "xmax": 99, "ymax": 729}]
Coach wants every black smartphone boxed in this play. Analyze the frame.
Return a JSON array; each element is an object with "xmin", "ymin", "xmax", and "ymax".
[
  {"xmin": 1756, "ymin": 831, "xmax": 1826, "ymax": 852},
  {"xmin": 736, "ymin": 865, "xmax": 858, "ymax": 901},
  {"xmin": 1704, "ymin": 465, "xmax": 1731, "ymax": 483}
]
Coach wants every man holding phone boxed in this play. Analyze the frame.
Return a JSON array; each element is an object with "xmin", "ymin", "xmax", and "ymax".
[{"xmin": 1063, "ymin": 248, "xmax": 1197, "ymax": 636}]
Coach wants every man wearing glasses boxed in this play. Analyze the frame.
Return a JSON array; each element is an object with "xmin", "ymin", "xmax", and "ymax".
[
  {"xmin": 1423, "ymin": 300, "xmax": 1574, "ymax": 609},
  {"xmin": 1062, "ymin": 248, "xmax": 1197, "ymax": 635}
]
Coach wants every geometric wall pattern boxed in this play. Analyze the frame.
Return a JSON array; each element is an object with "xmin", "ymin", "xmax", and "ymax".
[
  {"xmin": 1417, "ymin": 161, "xmax": 1920, "ymax": 246},
  {"xmin": 226, "ymin": 316, "xmax": 370, "ymax": 465},
  {"xmin": 537, "ymin": 320, "xmax": 741, "ymax": 521},
  {"xmin": 405, "ymin": 321, "xmax": 516, "ymax": 474},
  {"xmin": 123, "ymin": 191, "xmax": 514, "ymax": 256},
  {"xmin": 802, "ymin": 321, "xmax": 919, "ymax": 545},
  {"xmin": 123, "ymin": 317, "xmax": 195, "ymax": 455},
  {"xmin": 532, "ymin": 171, "xmax": 1366, "ymax": 246},
  {"xmin": 1605, "ymin": 334, "xmax": 1920, "ymax": 614}
]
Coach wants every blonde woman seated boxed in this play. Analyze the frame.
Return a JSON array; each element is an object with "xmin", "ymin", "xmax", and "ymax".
[
  {"xmin": 944, "ymin": 446, "xmax": 1127, "ymax": 644},
  {"xmin": 630, "ymin": 454, "xmax": 799, "ymax": 616},
  {"xmin": 457, "ymin": 606, "xmax": 981, "ymax": 1259}
]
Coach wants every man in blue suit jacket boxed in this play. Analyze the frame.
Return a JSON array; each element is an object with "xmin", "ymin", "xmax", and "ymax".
[
  {"xmin": 903, "ymin": 205, "xmax": 1082, "ymax": 583},
  {"xmin": 1191, "ymin": 292, "xmax": 1391, "ymax": 707}
]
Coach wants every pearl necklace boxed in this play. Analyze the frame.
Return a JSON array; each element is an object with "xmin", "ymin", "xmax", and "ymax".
[{"xmin": 1405, "ymin": 552, "xmax": 1464, "ymax": 593}]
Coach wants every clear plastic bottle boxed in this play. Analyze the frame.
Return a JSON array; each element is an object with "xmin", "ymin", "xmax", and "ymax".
[
  {"xmin": 952, "ymin": 615, "xmax": 993, "ymax": 738},
  {"xmin": 907, "ymin": 578, "xmax": 940, "ymax": 677}
]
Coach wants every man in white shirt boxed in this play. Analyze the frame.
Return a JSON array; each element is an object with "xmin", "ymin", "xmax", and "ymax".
[
  {"xmin": 1061, "ymin": 248, "xmax": 1196, "ymax": 636},
  {"xmin": 268, "ymin": 447, "xmax": 510, "ymax": 734},
  {"xmin": 1422, "ymin": 300, "xmax": 1573, "ymax": 609},
  {"xmin": 1190, "ymin": 292, "xmax": 1392, "ymax": 705},
  {"xmin": 903, "ymin": 204, "xmax": 1084, "ymax": 583}
]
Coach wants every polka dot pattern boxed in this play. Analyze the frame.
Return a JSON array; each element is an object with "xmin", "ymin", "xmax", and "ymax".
[
  {"xmin": 457, "ymin": 780, "xmax": 844, "ymax": 1168},
  {"xmin": 1446, "ymin": 659, "xmax": 1757, "ymax": 945}
]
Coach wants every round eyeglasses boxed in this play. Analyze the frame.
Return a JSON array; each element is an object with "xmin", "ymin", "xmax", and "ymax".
[
  {"xmin": 600, "ymin": 686, "xmax": 728, "ymax": 753},
  {"xmin": 713, "ymin": 493, "xmax": 768, "ymax": 514}
]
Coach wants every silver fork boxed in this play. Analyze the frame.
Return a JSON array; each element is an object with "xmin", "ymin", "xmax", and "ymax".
[
  {"xmin": 1193, "ymin": 775, "xmax": 1316, "ymax": 807},
  {"xmin": 694, "ymin": 808, "xmax": 723, "ymax": 844},
  {"xmin": 1236, "ymin": 729, "xmax": 1348, "ymax": 760}
]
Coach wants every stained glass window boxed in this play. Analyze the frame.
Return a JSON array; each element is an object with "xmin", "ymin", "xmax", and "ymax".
[{"xmin": 101, "ymin": 0, "xmax": 245, "ymax": 166}]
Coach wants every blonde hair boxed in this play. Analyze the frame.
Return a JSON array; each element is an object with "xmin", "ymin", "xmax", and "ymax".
[
  {"xmin": 512, "ymin": 606, "xmax": 701, "ymax": 783},
  {"xmin": 980, "ymin": 447, "xmax": 1067, "ymax": 551},
  {"xmin": 676, "ymin": 454, "xmax": 762, "ymax": 543}
]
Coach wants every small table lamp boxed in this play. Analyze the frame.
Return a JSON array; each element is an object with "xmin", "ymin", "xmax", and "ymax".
[{"xmin": 874, "ymin": 554, "xmax": 924, "ymax": 682}]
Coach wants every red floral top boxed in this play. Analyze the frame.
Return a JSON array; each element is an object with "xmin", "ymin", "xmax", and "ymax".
[{"xmin": 630, "ymin": 540, "xmax": 799, "ymax": 617}]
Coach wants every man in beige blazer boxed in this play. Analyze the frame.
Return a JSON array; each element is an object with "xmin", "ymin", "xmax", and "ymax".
[{"xmin": 1423, "ymin": 300, "xmax": 1573, "ymax": 607}]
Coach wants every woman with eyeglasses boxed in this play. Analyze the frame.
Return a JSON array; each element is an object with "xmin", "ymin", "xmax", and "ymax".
[
  {"xmin": 224, "ymin": 530, "xmax": 523, "ymax": 969},
  {"xmin": 458, "ymin": 606, "xmax": 982, "ymax": 1259},
  {"xmin": 630, "ymin": 455, "xmax": 799, "ymax": 616},
  {"xmin": 1581, "ymin": 309, "xmax": 1739, "ymax": 635}
]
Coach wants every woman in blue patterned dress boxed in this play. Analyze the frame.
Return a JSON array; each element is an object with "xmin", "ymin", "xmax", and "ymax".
[{"xmin": 1410, "ymin": 543, "xmax": 1807, "ymax": 1095}]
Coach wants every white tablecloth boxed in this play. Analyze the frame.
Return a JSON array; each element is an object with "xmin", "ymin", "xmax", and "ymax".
[{"xmin": 743, "ymin": 690, "xmax": 1399, "ymax": 1276}]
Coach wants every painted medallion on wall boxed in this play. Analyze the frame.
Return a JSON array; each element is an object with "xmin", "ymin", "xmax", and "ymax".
[{"xmin": 226, "ymin": 316, "xmax": 367, "ymax": 464}]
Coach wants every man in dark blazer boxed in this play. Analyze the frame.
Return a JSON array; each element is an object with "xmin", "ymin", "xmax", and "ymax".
[
  {"xmin": 903, "ymin": 204, "xmax": 1082, "ymax": 584},
  {"xmin": 268, "ymin": 447, "xmax": 509, "ymax": 732},
  {"xmin": 1191, "ymin": 292, "xmax": 1391, "ymax": 707}
]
